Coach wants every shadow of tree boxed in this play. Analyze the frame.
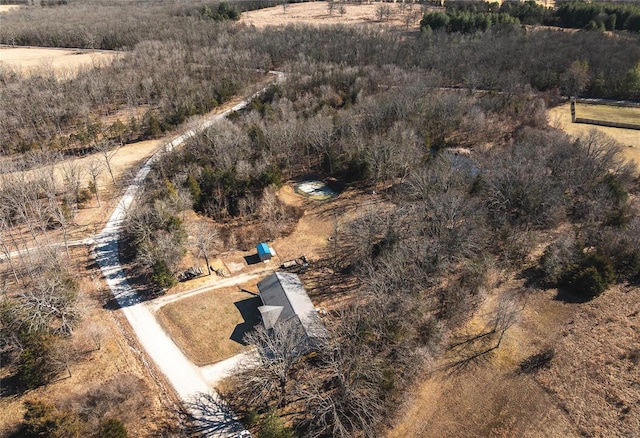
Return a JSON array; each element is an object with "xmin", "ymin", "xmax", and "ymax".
[{"xmin": 180, "ymin": 392, "xmax": 246, "ymax": 437}]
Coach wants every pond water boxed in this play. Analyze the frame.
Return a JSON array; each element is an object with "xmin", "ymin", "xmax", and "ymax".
[{"xmin": 294, "ymin": 180, "xmax": 337, "ymax": 201}]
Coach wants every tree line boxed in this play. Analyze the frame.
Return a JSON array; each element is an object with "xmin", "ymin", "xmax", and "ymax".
[
  {"xmin": 2, "ymin": 2, "xmax": 640, "ymax": 154},
  {"xmin": 422, "ymin": 1, "xmax": 640, "ymax": 33},
  {"xmin": 0, "ymin": 39, "xmax": 262, "ymax": 156}
]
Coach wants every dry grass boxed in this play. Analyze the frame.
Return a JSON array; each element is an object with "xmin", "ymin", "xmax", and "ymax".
[
  {"xmin": 534, "ymin": 285, "xmax": 640, "ymax": 437},
  {"xmin": 548, "ymin": 102, "xmax": 640, "ymax": 169},
  {"xmin": 388, "ymin": 283, "xmax": 581, "ymax": 437},
  {"xmin": 155, "ymin": 286, "xmax": 259, "ymax": 366},
  {"xmin": 389, "ymin": 264, "xmax": 640, "ymax": 438},
  {"xmin": 0, "ymin": 245, "xmax": 176, "ymax": 437},
  {"xmin": 0, "ymin": 46, "xmax": 121, "ymax": 78},
  {"xmin": 575, "ymin": 103, "xmax": 640, "ymax": 126},
  {"xmin": 239, "ymin": 1, "xmax": 423, "ymax": 30},
  {"xmin": 238, "ymin": 0, "xmax": 554, "ymax": 31},
  {"xmin": 0, "ymin": 5, "xmax": 20, "ymax": 13}
]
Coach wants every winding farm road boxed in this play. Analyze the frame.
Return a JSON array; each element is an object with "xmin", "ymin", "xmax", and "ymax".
[{"xmin": 93, "ymin": 77, "xmax": 282, "ymax": 436}]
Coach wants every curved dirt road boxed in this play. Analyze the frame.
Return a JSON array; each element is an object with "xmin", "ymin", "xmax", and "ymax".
[{"xmin": 93, "ymin": 80, "xmax": 281, "ymax": 436}]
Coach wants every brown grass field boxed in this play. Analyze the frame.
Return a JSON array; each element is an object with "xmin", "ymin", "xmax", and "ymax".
[
  {"xmin": 239, "ymin": 1, "xmax": 423, "ymax": 30},
  {"xmin": 238, "ymin": 0, "xmax": 554, "ymax": 30},
  {"xmin": 548, "ymin": 102, "xmax": 640, "ymax": 168},
  {"xmin": 0, "ymin": 5, "xmax": 20, "ymax": 13},
  {"xmin": 575, "ymin": 102, "xmax": 640, "ymax": 126},
  {"xmin": 155, "ymin": 286, "xmax": 259, "ymax": 366},
  {"xmin": 0, "ymin": 46, "xmax": 121, "ymax": 78}
]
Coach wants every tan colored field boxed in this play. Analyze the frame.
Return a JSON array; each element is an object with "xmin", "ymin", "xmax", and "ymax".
[
  {"xmin": 388, "ymin": 281, "xmax": 580, "ymax": 437},
  {"xmin": 240, "ymin": 1, "xmax": 423, "ymax": 30},
  {"xmin": 548, "ymin": 102, "xmax": 640, "ymax": 168},
  {"xmin": 239, "ymin": 0, "xmax": 554, "ymax": 30},
  {"xmin": 0, "ymin": 4, "xmax": 20, "ymax": 12},
  {"xmin": 575, "ymin": 102, "xmax": 640, "ymax": 126},
  {"xmin": 0, "ymin": 46, "xmax": 121, "ymax": 78},
  {"xmin": 156, "ymin": 287, "xmax": 258, "ymax": 366}
]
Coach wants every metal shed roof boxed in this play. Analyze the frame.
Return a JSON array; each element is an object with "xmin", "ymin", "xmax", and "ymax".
[
  {"xmin": 257, "ymin": 272, "xmax": 328, "ymax": 339},
  {"xmin": 257, "ymin": 242, "xmax": 271, "ymax": 256}
]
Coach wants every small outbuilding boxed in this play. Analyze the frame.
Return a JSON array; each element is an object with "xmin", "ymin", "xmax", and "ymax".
[
  {"xmin": 257, "ymin": 272, "xmax": 329, "ymax": 344},
  {"xmin": 257, "ymin": 242, "xmax": 273, "ymax": 262}
]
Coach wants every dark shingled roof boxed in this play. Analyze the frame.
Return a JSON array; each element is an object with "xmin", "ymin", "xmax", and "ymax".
[{"xmin": 257, "ymin": 272, "xmax": 328, "ymax": 339}]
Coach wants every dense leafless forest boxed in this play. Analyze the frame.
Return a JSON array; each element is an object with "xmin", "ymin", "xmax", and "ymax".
[{"xmin": 2, "ymin": 0, "xmax": 640, "ymax": 436}]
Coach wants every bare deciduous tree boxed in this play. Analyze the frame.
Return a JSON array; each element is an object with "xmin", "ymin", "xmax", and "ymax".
[
  {"xmin": 190, "ymin": 220, "xmax": 219, "ymax": 276},
  {"xmin": 231, "ymin": 319, "xmax": 310, "ymax": 409},
  {"xmin": 95, "ymin": 141, "xmax": 118, "ymax": 185},
  {"xmin": 87, "ymin": 158, "xmax": 104, "ymax": 207}
]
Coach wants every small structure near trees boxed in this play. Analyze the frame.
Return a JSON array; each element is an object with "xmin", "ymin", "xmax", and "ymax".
[
  {"xmin": 257, "ymin": 242, "xmax": 274, "ymax": 262},
  {"xmin": 257, "ymin": 272, "xmax": 328, "ymax": 349}
]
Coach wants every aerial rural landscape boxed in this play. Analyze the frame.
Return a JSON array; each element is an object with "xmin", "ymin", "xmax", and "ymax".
[{"xmin": 1, "ymin": 0, "xmax": 639, "ymax": 436}]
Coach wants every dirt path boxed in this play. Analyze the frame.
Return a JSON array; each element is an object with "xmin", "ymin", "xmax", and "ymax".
[
  {"xmin": 93, "ymin": 78, "xmax": 281, "ymax": 436},
  {"xmin": 147, "ymin": 268, "xmax": 271, "ymax": 311}
]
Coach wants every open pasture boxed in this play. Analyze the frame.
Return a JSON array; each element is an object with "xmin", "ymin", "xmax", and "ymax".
[
  {"xmin": 548, "ymin": 102, "xmax": 640, "ymax": 168},
  {"xmin": 239, "ymin": 1, "xmax": 422, "ymax": 30},
  {"xmin": 0, "ymin": 46, "xmax": 120, "ymax": 77}
]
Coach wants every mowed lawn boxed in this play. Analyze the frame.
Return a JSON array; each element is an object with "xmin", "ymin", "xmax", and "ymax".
[
  {"xmin": 156, "ymin": 288, "xmax": 261, "ymax": 366},
  {"xmin": 576, "ymin": 103, "xmax": 640, "ymax": 126},
  {"xmin": 548, "ymin": 103, "xmax": 640, "ymax": 169}
]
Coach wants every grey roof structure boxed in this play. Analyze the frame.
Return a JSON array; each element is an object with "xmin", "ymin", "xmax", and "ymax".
[{"xmin": 257, "ymin": 272, "xmax": 329, "ymax": 340}]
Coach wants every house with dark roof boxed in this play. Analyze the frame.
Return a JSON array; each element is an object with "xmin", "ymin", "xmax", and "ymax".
[{"xmin": 257, "ymin": 272, "xmax": 329, "ymax": 344}]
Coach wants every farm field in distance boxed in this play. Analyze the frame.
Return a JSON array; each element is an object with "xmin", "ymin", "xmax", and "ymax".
[
  {"xmin": 0, "ymin": 46, "xmax": 120, "ymax": 77},
  {"xmin": 548, "ymin": 102, "xmax": 640, "ymax": 167},
  {"xmin": 574, "ymin": 102, "xmax": 640, "ymax": 126},
  {"xmin": 239, "ymin": 1, "xmax": 423, "ymax": 30},
  {"xmin": 0, "ymin": 5, "xmax": 19, "ymax": 13}
]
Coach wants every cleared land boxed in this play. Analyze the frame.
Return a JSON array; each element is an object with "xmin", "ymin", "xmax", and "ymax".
[
  {"xmin": 575, "ymin": 102, "xmax": 640, "ymax": 126},
  {"xmin": 0, "ymin": 46, "xmax": 120, "ymax": 77},
  {"xmin": 0, "ymin": 5, "xmax": 19, "ymax": 12},
  {"xmin": 239, "ymin": 1, "xmax": 423, "ymax": 30},
  {"xmin": 548, "ymin": 102, "xmax": 640, "ymax": 167},
  {"xmin": 155, "ymin": 287, "xmax": 259, "ymax": 366},
  {"xmin": 389, "ymin": 276, "xmax": 640, "ymax": 437}
]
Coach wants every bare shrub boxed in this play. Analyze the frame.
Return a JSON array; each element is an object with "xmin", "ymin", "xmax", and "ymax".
[{"xmin": 66, "ymin": 374, "xmax": 151, "ymax": 430}]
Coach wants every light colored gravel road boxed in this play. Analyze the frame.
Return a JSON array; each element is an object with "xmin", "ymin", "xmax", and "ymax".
[{"xmin": 93, "ymin": 79, "xmax": 282, "ymax": 436}]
